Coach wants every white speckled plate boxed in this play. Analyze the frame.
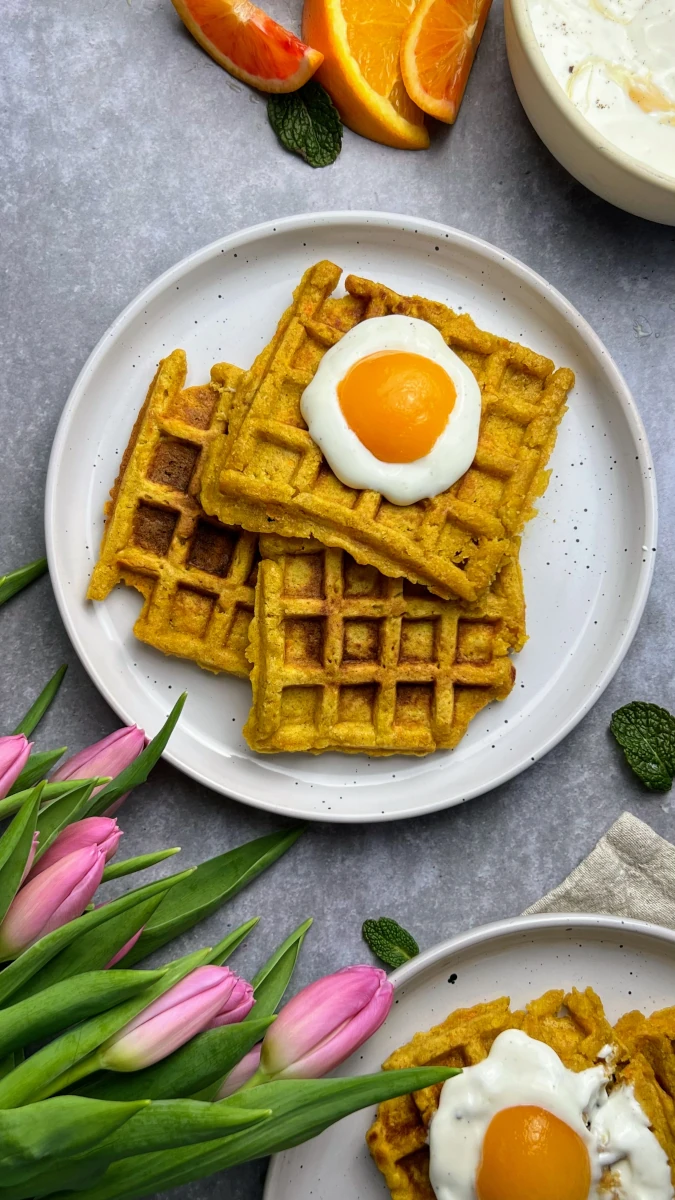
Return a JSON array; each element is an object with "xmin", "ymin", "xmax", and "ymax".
[
  {"xmin": 264, "ymin": 913, "xmax": 675, "ymax": 1200},
  {"xmin": 45, "ymin": 212, "xmax": 656, "ymax": 822}
]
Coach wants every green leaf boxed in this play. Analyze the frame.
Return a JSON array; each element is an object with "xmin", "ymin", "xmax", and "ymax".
[
  {"xmin": 32, "ymin": 781, "xmax": 96, "ymax": 862},
  {"xmin": 0, "ymin": 787, "xmax": 42, "ymax": 931},
  {"xmin": 0, "ymin": 870, "xmax": 192, "ymax": 1007},
  {"xmin": 267, "ymin": 81, "xmax": 342, "ymax": 168},
  {"xmin": 88, "ymin": 695, "xmax": 187, "ymax": 817},
  {"xmin": 0, "ymin": 970, "xmax": 162, "ymax": 1062},
  {"xmin": 123, "ymin": 829, "xmax": 303, "ymax": 965},
  {"xmin": 0, "ymin": 1095, "xmax": 147, "ymax": 1182},
  {"xmin": 1, "ymin": 1101, "xmax": 269, "ymax": 1199},
  {"xmin": 73, "ymin": 1018, "xmax": 274, "ymax": 1102},
  {"xmin": 207, "ymin": 917, "xmax": 259, "ymax": 967},
  {"xmin": 10, "ymin": 748, "xmax": 66, "ymax": 794},
  {"xmin": 610, "ymin": 701, "xmax": 675, "ymax": 791},
  {"xmin": 0, "ymin": 949, "xmax": 212, "ymax": 1107},
  {"xmin": 12, "ymin": 667, "xmax": 68, "ymax": 737},
  {"xmin": 248, "ymin": 918, "xmax": 312, "ymax": 1020},
  {"xmin": 10, "ymin": 893, "xmax": 168, "ymax": 1001},
  {"xmin": 362, "ymin": 917, "xmax": 420, "ymax": 969},
  {"xmin": 56, "ymin": 1067, "xmax": 460, "ymax": 1200},
  {"xmin": 102, "ymin": 848, "xmax": 181, "ymax": 883},
  {"xmin": 0, "ymin": 559, "xmax": 48, "ymax": 607},
  {"xmin": 0, "ymin": 781, "xmax": 108, "ymax": 823}
]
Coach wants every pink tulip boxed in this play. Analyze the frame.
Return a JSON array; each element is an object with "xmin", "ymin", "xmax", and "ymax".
[
  {"xmin": 51, "ymin": 726, "xmax": 145, "ymax": 816},
  {"xmin": 259, "ymin": 966, "xmax": 393, "ymax": 1081},
  {"xmin": 106, "ymin": 927, "xmax": 144, "ymax": 969},
  {"xmin": 215, "ymin": 1045, "xmax": 262, "ymax": 1099},
  {"xmin": 0, "ymin": 735, "xmax": 32, "ymax": 800},
  {"xmin": 208, "ymin": 976, "xmax": 254, "ymax": 1028},
  {"xmin": 98, "ymin": 966, "xmax": 254, "ymax": 1072},
  {"xmin": 27, "ymin": 817, "xmax": 121, "ymax": 881},
  {"xmin": 0, "ymin": 845, "xmax": 106, "ymax": 959},
  {"xmin": 20, "ymin": 831, "xmax": 40, "ymax": 886}
]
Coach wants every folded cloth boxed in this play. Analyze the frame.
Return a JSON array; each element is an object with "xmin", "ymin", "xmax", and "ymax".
[{"xmin": 524, "ymin": 811, "xmax": 675, "ymax": 929}]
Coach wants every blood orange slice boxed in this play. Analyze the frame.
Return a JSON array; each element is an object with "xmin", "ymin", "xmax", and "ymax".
[
  {"xmin": 400, "ymin": 0, "xmax": 492, "ymax": 124},
  {"xmin": 172, "ymin": 0, "xmax": 324, "ymax": 93}
]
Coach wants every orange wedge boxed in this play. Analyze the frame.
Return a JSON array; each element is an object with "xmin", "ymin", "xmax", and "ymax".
[
  {"xmin": 400, "ymin": 0, "xmax": 493, "ymax": 124},
  {"xmin": 172, "ymin": 0, "xmax": 323, "ymax": 93},
  {"xmin": 302, "ymin": 0, "xmax": 429, "ymax": 150}
]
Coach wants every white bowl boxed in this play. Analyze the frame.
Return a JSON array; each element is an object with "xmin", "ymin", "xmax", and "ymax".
[{"xmin": 504, "ymin": 0, "xmax": 675, "ymax": 225}]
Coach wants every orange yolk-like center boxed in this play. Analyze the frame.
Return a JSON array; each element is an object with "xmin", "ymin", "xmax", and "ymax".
[
  {"xmin": 337, "ymin": 350, "xmax": 456, "ymax": 463},
  {"xmin": 475, "ymin": 1105, "xmax": 591, "ymax": 1200}
]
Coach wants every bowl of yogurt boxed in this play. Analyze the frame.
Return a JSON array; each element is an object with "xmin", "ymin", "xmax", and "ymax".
[{"xmin": 504, "ymin": 0, "xmax": 675, "ymax": 223}]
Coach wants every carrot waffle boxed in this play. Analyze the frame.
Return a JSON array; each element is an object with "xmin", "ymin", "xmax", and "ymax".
[
  {"xmin": 367, "ymin": 989, "xmax": 675, "ymax": 1200},
  {"xmin": 242, "ymin": 535, "xmax": 525, "ymax": 756},
  {"xmin": 200, "ymin": 260, "xmax": 573, "ymax": 603},
  {"xmin": 87, "ymin": 350, "xmax": 258, "ymax": 678}
]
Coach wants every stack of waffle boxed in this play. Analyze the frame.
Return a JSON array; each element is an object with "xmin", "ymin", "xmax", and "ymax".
[{"xmin": 88, "ymin": 261, "xmax": 574, "ymax": 756}]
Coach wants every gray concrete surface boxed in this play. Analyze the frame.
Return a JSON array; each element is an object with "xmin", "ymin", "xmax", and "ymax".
[{"xmin": 2, "ymin": 0, "xmax": 674, "ymax": 1196}]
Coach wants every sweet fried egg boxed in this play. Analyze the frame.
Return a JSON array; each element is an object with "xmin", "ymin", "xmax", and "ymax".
[
  {"xmin": 299, "ymin": 315, "xmax": 481, "ymax": 506},
  {"xmin": 428, "ymin": 1029, "xmax": 672, "ymax": 1200}
]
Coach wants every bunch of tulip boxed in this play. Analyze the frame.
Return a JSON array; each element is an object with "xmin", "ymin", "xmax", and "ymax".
[{"xmin": 0, "ymin": 559, "xmax": 456, "ymax": 1200}]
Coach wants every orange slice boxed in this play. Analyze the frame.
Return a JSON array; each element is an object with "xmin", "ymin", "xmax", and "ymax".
[
  {"xmin": 302, "ymin": 0, "xmax": 429, "ymax": 150},
  {"xmin": 172, "ymin": 0, "xmax": 323, "ymax": 93},
  {"xmin": 400, "ymin": 0, "xmax": 493, "ymax": 124}
]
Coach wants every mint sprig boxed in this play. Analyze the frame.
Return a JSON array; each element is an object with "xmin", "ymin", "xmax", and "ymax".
[
  {"xmin": 267, "ymin": 81, "xmax": 342, "ymax": 168},
  {"xmin": 362, "ymin": 917, "xmax": 419, "ymax": 969},
  {"xmin": 610, "ymin": 701, "xmax": 675, "ymax": 792}
]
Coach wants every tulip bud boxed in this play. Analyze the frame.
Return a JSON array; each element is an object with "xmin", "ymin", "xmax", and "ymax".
[
  {"xmin": 106, "ymin": 927, "xmax": 144, "ymax": 969},
  {"xmin": 51, "ymin": 726, "xmax": 145, "ymax": 816},
  {"xmin": 27, "ymin": 817, "xmax": 121, "ymax": 881},
  {"xmin": 98, "ymin": 966, "xmax": 253, "ymax": 1072},
  {"xmin": 0, "ymin": 734, "xmax": 32, "ymax": 800},
  {"xmin": 20, "ymin": 831, "xmax": 40, "ymax": 886},
  {"xmin": 0, "ymin": 845, "xmax": 106, "ymax": 959},
  {"xmin": 208, "ymin": 976, "xmax": 254, "ymax": 1028},
  {"xmin": 259, "ymin": 966, "xmax": 393, "ymax": 1082},
  {"xmin": 215, "ymin": 1045, "xmax": 262, "ymax": 1099}
]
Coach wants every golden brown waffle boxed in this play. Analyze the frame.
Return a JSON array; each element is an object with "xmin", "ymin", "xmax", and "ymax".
[
  {"xmin": 200, "ymin": 260, "xmax": 574, "ymax": 603},
  {"xmin": 367, "ymin": 988, "xmax": 618, "ymax": 1200},
  {"xmin": 242, "ymin": 536, "xmax": 525, "ymax": 756},
  {"xmin": 87, "ymin": 350, "xmax": 259, "ymax": 678}
]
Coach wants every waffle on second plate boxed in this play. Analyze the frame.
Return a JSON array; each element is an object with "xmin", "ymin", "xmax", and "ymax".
[
  {"xmin": 87, "ymin": 349, "xmax": 258, "ymax": 678},
  {"xmin": 243, "ymin": 535, "xmax": 525, "ymax": 756},
  {"xmin": 366, "ymin": 989, "xmax": 621, "ymax": 1200},
  {"xmin": 200, "ymin": 259, "xmax": 573, "ymax": 604}
]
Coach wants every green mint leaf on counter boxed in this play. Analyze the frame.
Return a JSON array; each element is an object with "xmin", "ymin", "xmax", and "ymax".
[
  {"xmin": 610, "ymin": 701, "xmax": 675, "ymax": 792},
  {"xmin": 268, "ymin": 81, "xmax": 342, "ymax": 168},
  {"xmin": 362, "ymin": 917, "xmax": 419, "ymax": 969}
]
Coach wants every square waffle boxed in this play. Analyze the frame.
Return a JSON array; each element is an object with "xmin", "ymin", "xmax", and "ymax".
[
  {"xmin": 366, "ymin": 989, "xmax": 619, "ymax": 1200},
  {"xmin": 87, "ymin": 350, "xmax": 259, "ymax": 678},
  {"xmin": 243, "ymin": 535, "xmax": 525, "ymax": 756},
  {"xmin": 200, "ymin": 260, "xmax": 574, "ymax": 603}
]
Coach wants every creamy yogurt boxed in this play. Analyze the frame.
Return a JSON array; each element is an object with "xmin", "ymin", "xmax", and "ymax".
[{"xmin": 528, "ymin": 0, "xmax": 675, "ymax": 178}]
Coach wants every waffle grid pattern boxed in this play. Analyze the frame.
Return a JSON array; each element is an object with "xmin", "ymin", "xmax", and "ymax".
[
  {"xmin": 200, "ymin": 260, "xmax": 574, "ymax": 602},
  {"xmin": 243, "ymin": 538, "xmax": 523, "ymax": 755},
  {"xmin": 87, "ymin": 350, "xmax": 258, "ymax": 677}
]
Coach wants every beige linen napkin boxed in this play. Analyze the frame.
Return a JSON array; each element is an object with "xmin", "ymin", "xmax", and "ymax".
[{"xmin": 524, "ymin": 811, "xmax": 675, "ymax": 929}]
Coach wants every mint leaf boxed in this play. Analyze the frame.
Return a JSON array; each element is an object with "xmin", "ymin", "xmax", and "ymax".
[
  {"xmin": 268, "ymin": 81, "xmax": 342, "ymax": 168},
  {"xmin": 610, "ymin": 701, "xmax": 675, "ymax": 792},
  {"xmin": 362, "ymin": 917, "xmax": 419, "ymax": 969}
]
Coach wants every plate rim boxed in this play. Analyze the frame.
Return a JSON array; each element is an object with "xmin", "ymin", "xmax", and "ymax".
[
  {"xmin": 264, "ymin": 910, "xmax": 675, "ymax": 1198},
  {"xmin": 44, "ymin": 210, "xmax": 658, "ymax": 821}
]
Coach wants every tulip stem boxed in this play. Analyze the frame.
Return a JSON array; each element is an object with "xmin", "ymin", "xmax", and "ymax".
[
  {"xmin": 0, "ymin": 780, "xmax": 110, "ymax": 822},
  {"xmin": 236, "ymin": 1066, "xmax": 269, "ymax": 1092},
  {"xmin": 30, "ymin": 1049, "xmax": 103, "ymax": 1102}
]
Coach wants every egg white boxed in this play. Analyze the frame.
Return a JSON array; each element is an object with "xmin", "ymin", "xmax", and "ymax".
[
  {"xmin": 299, "ymin": 315, "xmax": 482, "ymax": 507},
  {"xmin": 428, "ymin": 1029, "xmax": 673, "ymax": 1200}
]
